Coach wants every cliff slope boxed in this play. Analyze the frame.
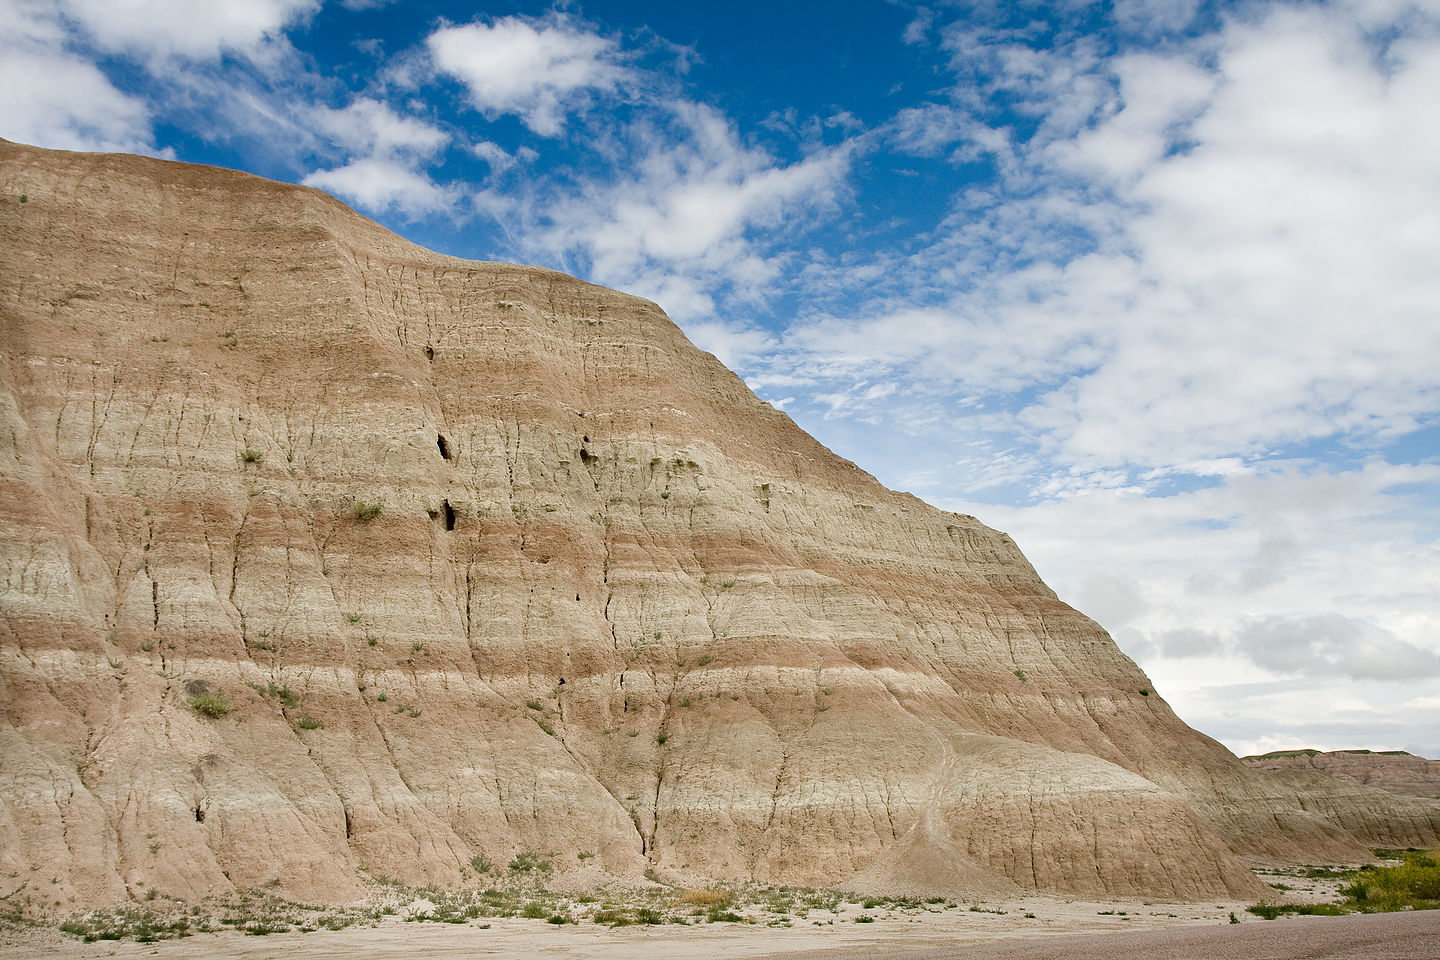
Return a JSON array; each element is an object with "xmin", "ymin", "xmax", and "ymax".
[{"xmin": 3, "ymin": 140, "xmax": 1437, "ymax": 911}]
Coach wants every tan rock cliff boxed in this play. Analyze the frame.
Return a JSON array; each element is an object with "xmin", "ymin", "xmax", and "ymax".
[
  {"xmin": 1243, "ymin": 750, "xmax": 1440, "ymax": 801},
  {"xmin": 3, "ymin": 139, "xmax": 1438, "ymax": 911}
]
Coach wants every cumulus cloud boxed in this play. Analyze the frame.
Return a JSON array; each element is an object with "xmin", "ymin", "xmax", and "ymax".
[
  {"xmin": 777, "ymin": 0, "xmax": 1440, "ymax": 486},
  {"xmin": 303, "ymin": 157, "xmax": 458, "ymax": 218},
  {"xmin": 300, "ymin": 99, "xmax": 457, "ymax": 217},
  {"xmin": 428, "ymin": 15, "xmax": 626, "ymax": 135},
  {"xmin": 308, "ymin": 99, "xmax": 448, "ymax": 157},
  {"xmin": 0, "ymin": 0, "xmax": 154, "ymax": 153},
  {"xmin": 59, "ymin": 0, "xmax": 317, "ymax": 63}
]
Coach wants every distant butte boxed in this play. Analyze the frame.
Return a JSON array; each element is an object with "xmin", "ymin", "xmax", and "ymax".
[
  {"xmin": 1243, "ymin": 749, "xmax": 1440, "ymax": 800},
  {"xmin": 2, "ymin": 138, "xmax": 1438, "ymax": 909}
]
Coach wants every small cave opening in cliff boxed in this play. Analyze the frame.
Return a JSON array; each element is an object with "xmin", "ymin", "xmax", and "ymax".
[
  {"xmin": 193, "ymin": 804, "xmax": 205, "ymax": 823},
  {"xmin": 424, "ymin": 345, "xmax": 434, "ymax": 361},
  {"xmin": 440, "ymin": 500, "xmax": 456, "ymax": 531},
  {"xmin": 579, "ymin": 447, "xmax": 597, "ymax": 467},
  {"xmin": 437, "ymin": 434, "xmax": 452, "ymax": 460}
]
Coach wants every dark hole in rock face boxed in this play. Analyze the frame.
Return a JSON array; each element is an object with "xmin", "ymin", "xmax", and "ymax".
[
  {"xmin": 194, "ymin": 804, "xmax": 205, "ymax": 823},
  {"xmin": 582, "ymin": 435, "xmax": 589, "ymax": 444},
  {"xmin": 443, "ymin": 500, "xmax": 456, "ymax": 531},
  {"xmin": 424, "ymin": 345, "xmax": 434, "ymax": 361},
  {"xmin": 437, "ymin": 435, "xmax": 452, "ymax": 460}
]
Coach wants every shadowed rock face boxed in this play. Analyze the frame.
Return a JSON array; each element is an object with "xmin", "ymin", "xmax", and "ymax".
[
  {"xmin": 3, "ymin": 139, "xmax": 1437, "ymax": 909},
  {"xmin": 1243, "ymin": 750, "xmax": 1440, "ymax": 800}
]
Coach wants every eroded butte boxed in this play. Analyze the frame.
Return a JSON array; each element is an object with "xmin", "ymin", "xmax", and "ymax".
[{"xmin": 3, "ymin": 139, "xmax": 1437, "ymax": 909}]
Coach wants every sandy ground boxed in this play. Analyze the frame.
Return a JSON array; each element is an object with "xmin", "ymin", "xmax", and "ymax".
[
  {"xmin": 4, "ymin": 870, "xmax": 1423, "ymax": 960},
  {"xmin": 0, "ymin": 894, "xmax": 1278, "ymax": 960},
  {"xmin": 763, "ymin": 910, "xmax": 1440, "ymax": 960}
]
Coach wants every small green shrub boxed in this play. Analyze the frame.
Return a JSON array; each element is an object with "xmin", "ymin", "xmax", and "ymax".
[
  {"xmin": 351, "ymin": 501, "xmax": 383, "ymax": 522},
  {"xmin": 1247, "ymin": 902, "xmax": 1347, "ymax": 920},
  {"xmin": 1341, "ymin": 852, "xmax": 1440, "ymax": 911},
  {"xmin": 470, "ymin": 855, "xmax": 492, "ymax": 875},
  {"xmin": 520, "ymin": 902, "xmax": 548, "ymax": 919},
  {"xmin": 189, "ymin": 692, "xmax": 231, "ymax": 718},
  {"xmin": 251, "ymin": 681, "xmax": 299, "ymax": 707},
  {"xmin": 509, "ymin": 851, "xmax": 551, "ymax": 874},
  {"xmin": 240, "ymin": 449, "xmax": 263, "ymax": 464},
  {"xmin": 296, "ymin": 716, "xmax": 322, "ymax": 730}
]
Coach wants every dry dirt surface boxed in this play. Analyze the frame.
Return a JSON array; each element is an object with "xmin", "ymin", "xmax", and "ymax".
[
  {"xmin": 2, "ymin": 905, "xmax": 1435, "ymax": 960},
  {"xmin": 4, "ymin": 137, "xmax": 1440, "ymax": 912},
  {"xmin": 765, "ymin": 910, "xmax": 1440, "ymax": 960}
]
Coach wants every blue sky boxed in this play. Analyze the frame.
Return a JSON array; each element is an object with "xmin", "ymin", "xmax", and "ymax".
[{"xmin": 6, "ymin": 0, "xmax": 1440, "ymax": 758}]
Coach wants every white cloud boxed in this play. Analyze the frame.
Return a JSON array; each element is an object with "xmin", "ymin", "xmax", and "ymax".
[
  {"xmin": 0, "ymin": 51, "xmax": 153, "ymax": 154},
  {"xmin": 532, "ymin": 101, "xmax": 852, "ymax": 322},
  {"xmin": 1111, "ymin": 0, "xmax": 1201, "ymax": 35},
  {"xmin": 470, "ymin": 140, "xmax": 534, "ymax": 173},
  {"xmin": 687, "ymin": 320, "xmax": 776, "ymax": 369},
  {"xmin": 0, "ymin": 0, "xmax": 153, "ymax": 152},
  {"xmin": 428, "ymin": 15, "xmax": 625, "ymax": 135},
  {"xmin": 902, "ymin": 6, "xmax": 935, "ymax": 45},
  {"xmin": 60, "ymin": 0, "xmax": 318, "ymax": 63},
  {"xmin": 933, "ymin": 457, "xmax": 1440, "ymax": 755},
  {"xmin": 1235, "ymin": 613, "xmax": 1439, "ymax": 681},
  {"xmin": 309, "ymin": 99, "xmax": 447, "ymax": 158},
  {"xmin": 303, "ymin": 157, "xmax": 458, "ymax": 218},
  {"xmin": 779, "ymin": 0, "xmax": 1440, "ymax": 483},
  {"xmin": 300, "ymin": 99, "xmax": 455, "ymax": 219}
]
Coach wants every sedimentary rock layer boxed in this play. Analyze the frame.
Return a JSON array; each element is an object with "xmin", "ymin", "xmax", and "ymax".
[
  {"xmin": 3, "ymin": 139, "xmax": 1437, "ymax": 910},
  {"xmin": 1244, "ymin": 750, "xmax": 1440, "ymax": 800}
]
